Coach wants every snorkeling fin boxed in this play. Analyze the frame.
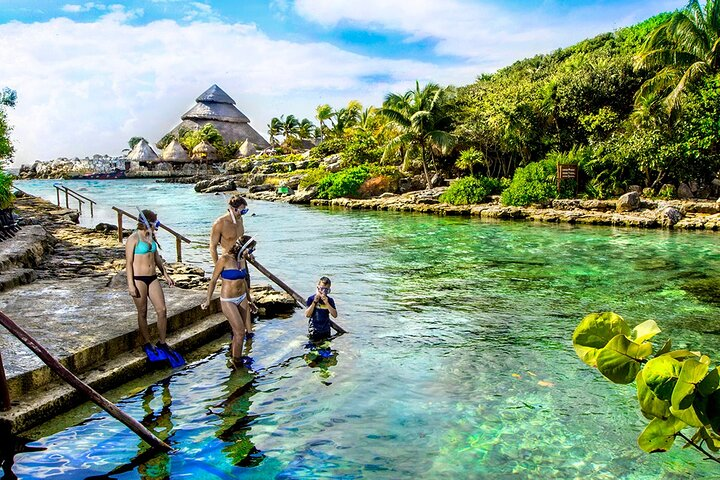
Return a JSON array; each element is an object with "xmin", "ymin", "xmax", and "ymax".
[
  {"xmin": 143, "ymin": 343, "xmax": 168, "ymax": 363},
  {"xmin": 157, "ymin": 343, "xmax": 186, "ymax": 368}
]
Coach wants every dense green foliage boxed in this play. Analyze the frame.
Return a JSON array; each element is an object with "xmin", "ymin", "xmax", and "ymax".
[
  {"xmin": 500, "ymin": 159, "xmax": 558, "ymax": 206},
  {"xmin": 316, "ymin": 165, "xmax": 370, "ymax": 199},
  {"xmin": 0, "ymin": 170, "xmax": 14, "ymax": 209},
  {"xmin": 573, "ymin": 312, "xmax": 720, "ymax": 463},
  {"xmin": 342, "ymin": 132, "xmax": 383, "ymax": 167},
  {"xmin": 0, "ymin": 87, "xmax": 16, "ymax": 163},
  {"xmin": 439, "ymin": 176, "xmax": 498, "ymax": 205}
]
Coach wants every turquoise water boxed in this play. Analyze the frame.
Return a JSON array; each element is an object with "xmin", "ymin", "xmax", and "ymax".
[{"xmin": 8, "ymin": 179, "xmax": 720, "ymax": 478}]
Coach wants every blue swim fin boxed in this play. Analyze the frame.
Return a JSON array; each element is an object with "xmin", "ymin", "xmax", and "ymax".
[
  {"xmin": 157, "ymin": 343, "xmax": 186, "ymax": 368},
  {"xmin": 143, "ymin": 343, "xmax": 168, "ymax": 363}
]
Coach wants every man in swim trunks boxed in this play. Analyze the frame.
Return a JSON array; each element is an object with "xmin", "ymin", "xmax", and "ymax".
[
  {"xmin": 305, "ymin": 276, "xmax": 338, "ymax": 340},
  {"xmin": 210, "ymin": 195, "xmax": 247, "ymax": 264}
]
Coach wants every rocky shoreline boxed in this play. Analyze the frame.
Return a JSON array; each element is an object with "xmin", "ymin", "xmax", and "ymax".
[{"xmin": 246, "ymin": 187, "xmax": 720, "ymax": 231}]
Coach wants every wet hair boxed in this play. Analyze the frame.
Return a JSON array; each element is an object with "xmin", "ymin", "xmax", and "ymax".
[
  {"xmin": 230, "ymin": 234, "xmax": 257, "ymax": 256},
  {"xmin": 318, "ymin": 276, "xmax": 331, "ymax": 286},
  {"xmin": 228, "ymin": 195, "xmax": 247, "ymax": 209},
  {"xmin": 137, "ymin": 210, "xmax": 157, "ymax": 231}
]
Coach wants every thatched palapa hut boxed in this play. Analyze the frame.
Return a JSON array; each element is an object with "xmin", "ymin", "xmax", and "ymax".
[
  {"xmin": 127, "ymin": 139, "xmax": 159, "ymax": 162},
  {"xmin": 161, "ymin": 139, "xmax": 190, "ymax": 162},
  {"xmin": 164, "ymin": 84, "xmax": 270, "ymax": 152},
  {"xmin": 192, "ymin": 140, "xmax": 218, "ymax": 161},
  {"xmin": 238, "ymin": 139, "xmax": 258, "ymax": 157}
]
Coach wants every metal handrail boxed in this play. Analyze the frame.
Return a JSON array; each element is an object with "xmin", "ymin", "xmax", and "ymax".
[
  {"xmin": 53, "ymin": 183, "xmax": 97, "ymax": 217},
  {"xmin": 112, "ymin": 206, "xmax": 191, "ymax": 262}
]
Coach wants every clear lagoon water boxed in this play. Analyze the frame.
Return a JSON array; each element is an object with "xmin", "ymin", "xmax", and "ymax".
[{"xmin": 7, "ymin": 178, "xmax": 720, "ymax": 479}]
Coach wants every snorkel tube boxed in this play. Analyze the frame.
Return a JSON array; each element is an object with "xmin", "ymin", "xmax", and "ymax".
[
  {"xmin": 236, "ymin": 235, "xmax": 256, "ymax": 262},
  {"xmin": 136, "ymin": 207, "xmax": 152, "ymax": 231}
]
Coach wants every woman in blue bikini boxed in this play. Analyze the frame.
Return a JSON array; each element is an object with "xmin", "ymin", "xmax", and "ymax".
[
  {"xmin": 202, "ymin": 236, "xmax": 256, "ymax": 367},
  {"xmin": 125, "ymin": 209, "xmax": 182, "ymax": 366}
]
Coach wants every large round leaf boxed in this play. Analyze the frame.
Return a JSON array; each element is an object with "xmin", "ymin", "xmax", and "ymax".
[
  {"xmin": 671, "ymin": 358, "xmax": 708, "ymax": 411},
  {"xmin": 631, "ymin": 319, "xmax": 661, "ymax": 343},
  {"xmin": 643, "ymin": 356, "xmax": 682, "ymax": 401},
  {"xmin": 637, "ymin": 370, "xmax": 670, "ymax": 420},
  {"xmin": 573, "ymin": 312, "xmax": 630, "ymax": 367},
  {"xmin": 638, "ymin": 416, "xmax": 686, "ymax": 453},
  {"xmin": 596, "ymin": 334, "xmax": 652, "ymax": 384},
  {"xmin": 698, "ymin": 368, "xmax": 720, "ymax": 397}
]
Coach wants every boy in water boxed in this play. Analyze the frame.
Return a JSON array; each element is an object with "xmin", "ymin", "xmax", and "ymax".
[{"xmin": 305, "ymin": 276, "xmax": 338, "ymax": 340}]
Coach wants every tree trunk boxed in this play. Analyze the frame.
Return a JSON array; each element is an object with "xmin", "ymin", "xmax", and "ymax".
[{"xmin": 421, "ymin": 145, "xmax": 432, "ymax": 189}]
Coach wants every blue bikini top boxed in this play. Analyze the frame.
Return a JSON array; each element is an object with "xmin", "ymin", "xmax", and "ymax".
[
  {"xmin": 221, "ymin": 268, "xmax": 247, "ymax": 280},
  {"xmin": 134, "ymin": 239, "xmax": 157, "ymax": 255}
]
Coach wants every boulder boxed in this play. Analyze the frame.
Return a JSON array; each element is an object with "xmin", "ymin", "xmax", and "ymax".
[
  {"xmin": 616, "ymin": 192, "xmax": 640, "ymax": 212},
  {"xmin": 628, "ymin": 185, "xmax": 642, "ymax": 193},
  {"xmin": 202, "ymin": 180, "xmax": 236, "ymax": 193},
  {"xmin": 678, "ymin": 183, "xmax": 693, "ymax": 199},
  {"xmin": 289, "ymin": 186, "xmax": 318, "ymax": 204},
  {"xmin": 657, "ymin": 206, "xmax": 682, "ymax": 227},
  {"xmin": 248, "ymin": 184, "xmax": 274, "ymax": 193}
]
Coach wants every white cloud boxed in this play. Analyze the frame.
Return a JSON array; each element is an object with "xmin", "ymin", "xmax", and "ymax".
[
  {"xmin": 61, "ymin": 3, "xmax": 107, "ymax": 13},
  {"xmin": 0, "ymin": 15, "xmax": 473, "ymax": 165},
  {"xmin": 293, "ymin": 0, "xmax": 687, "ymax": 64}
]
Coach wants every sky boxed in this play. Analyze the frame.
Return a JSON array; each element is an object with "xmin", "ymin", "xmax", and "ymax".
[{"xmin": 0, "ymin": 0, "xmax": 687, "ymax": 166}]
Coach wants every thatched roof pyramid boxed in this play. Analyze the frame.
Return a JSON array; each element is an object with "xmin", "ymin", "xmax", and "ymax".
[
  {"xmin": 239, "ymin": 139, "xmax": 258, "ymax": 157},
  {"xmin": 127, "ymin": 139, "xmax": 158, "ymax": 161},
  {"xmin": 165, "ymin": 84, "xmax": 270, "ymax": 150},
  {"xmin": 161, "ymin": 139, "xmax": 190, "ymax": 161}
]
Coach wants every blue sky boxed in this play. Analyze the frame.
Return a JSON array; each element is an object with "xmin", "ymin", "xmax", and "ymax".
[{"xmin": 0, "ymin": 0, "xmax": 686, "ymax": 165}]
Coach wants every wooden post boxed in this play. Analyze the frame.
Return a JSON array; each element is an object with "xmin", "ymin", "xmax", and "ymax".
[
  {"xmin": 64, "ymin": 189, "xmax": 69, "ymax": 208},
  {"xmin": 117, "ymin": 211, "xmax": 123, "ymax": 244},
  {"xmin": 89, "ymin": 201, "xmax": 94, "ymax": 217},
  {"xmin": 55, "ymin": 187, "xmax": 60, "ymax": 207},
  {"xmin": 0, "ymin": 351, "xmax": 10, "ymax": 412},
  {"xmin": 175, "ymin": 237, "xmax": 182, "ymax": 263},
  {"xmin": 247, "ymin": 258, "xmax": 347, "ymax": 334},
  {"xmin": 0, "ymin": 311, "xmax": 171, "ymax": 451}
]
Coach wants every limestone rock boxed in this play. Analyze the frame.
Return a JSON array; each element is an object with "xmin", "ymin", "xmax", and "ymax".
[
  {"xmin": 616, "ymin": 192, "xmax": 640, "ymax": 212},
  {"xmin": 657, "ymin": 207, "xmax": 682, "ymax": 227},
  {"xmin": 678, "ymin": 183, "xmax": 693, "ymax": 199},
  {"xmin": 628, "ymin": 185, "xmax": 642, "ymax": 193}
]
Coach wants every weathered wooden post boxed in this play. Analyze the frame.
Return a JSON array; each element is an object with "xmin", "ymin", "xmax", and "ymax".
[
  {"xmin": 175, "ymin": 237, "xmax": 182, "ymax": 263},
  {"xmin": 0, "ymin": 311, "xmax": 171, "ymax": 451},
  {"xmin": 117, "ymin": 210, "xmax": 123, "ymax": 244}
]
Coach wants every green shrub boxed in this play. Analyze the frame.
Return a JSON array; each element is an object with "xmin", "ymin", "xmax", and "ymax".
[
  {"xmin": 341, "ymin": 132, "xmax": 382, "ymax": 167},
  {"xmin": 0, "ymin": 170, "xmax": 14, "ymax": 209},
  {"xmin": 310, "ymin": 138, "xmax": 346, "ymax": 159},
  {"xmin": 439, "ymin": 176, "xmax": 498, "ymax": 205},
  {"xmin": 298, "ymin": 167, "xmax": 329, "ymax": 189},
  {"xmin": 316, "ymin": 165, "xmax": 370, "ymax": 199},
  {"xmin": 500, "ymin": 159, "xmax": 558, "ymax": 206}
]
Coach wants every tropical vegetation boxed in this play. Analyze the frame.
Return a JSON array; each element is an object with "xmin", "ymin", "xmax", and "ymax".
[
  {"xmin": 0, "ymin": 87, "xmax": 16, "ymax": 209},
  {"xmin": 263, "ymin": 1, "xmax": 720, "ymax": 205},
  {"xmin": 573, "ymin": 312, "xmax": 720, "ymax": 463}
]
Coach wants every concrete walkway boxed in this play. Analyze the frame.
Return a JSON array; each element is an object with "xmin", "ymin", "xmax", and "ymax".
[{"xmin": 0, "ymin": 192, "xmax": 296, "ymax": 434}]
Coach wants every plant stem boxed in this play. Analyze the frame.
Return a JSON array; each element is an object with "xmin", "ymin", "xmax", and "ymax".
[{"xmin": 678, "ymin": 432, "xmax": 720, "ymax": 464}]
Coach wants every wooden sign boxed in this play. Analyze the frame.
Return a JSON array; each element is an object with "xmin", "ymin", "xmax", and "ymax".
[{"xmin": 557, "ymin": 164, "xmax": 579, "ymax": 194}]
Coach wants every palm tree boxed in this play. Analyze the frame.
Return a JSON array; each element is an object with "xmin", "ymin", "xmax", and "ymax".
[
  {"xmin": 634, "ymin": 0, "xmax": 720, "ymax": 120},
  {"xmin": 380, "ymin": 81, "xmax": 456, "ymax": 189},
  {"xmin": 316, "ymin": 104, "xmax": 333, "ymax": 142},
  {"xmin": 297, "ymin": 118, "xmax": 316, "ymax": 142},
  {"xmin": 267, "ymin": 117, "xmax": 282, "ymax": 146},
  {"xmin": 279, "ymin": 114, "xmax": 300, "ymax": 142}
]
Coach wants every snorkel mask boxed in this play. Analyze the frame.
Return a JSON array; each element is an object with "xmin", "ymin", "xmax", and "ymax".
[
  {"xmin": 136, "ymin": 207, "xmax": 160, "ymax": 230},
  {"xmin": 228, "ymin": 206, "xmax": 249, "ymax": 224}
]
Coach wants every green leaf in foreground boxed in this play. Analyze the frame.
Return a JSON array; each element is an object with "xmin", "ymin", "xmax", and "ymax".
[
  {"xmin": 671, "ymin": 358, "xmax": 709, "ymax": 411},
  {"xmin": 638, "ymin": 416, "xmax": 686, "ymax": 453},
  {"xmin": 631, "ymin": 319, "xmax": 661, "ymax": 343},
  {"xmin": 572, "ymin": 312, "xmax": 630, "ymax": 367},
  {"xmin": 596, "ymin": 334, "xmax": 652, "ymax": 384},
  {"xmin": 643, "ymin": 356, "xmax": 682, "ymax": 401},
  {"xmin": 637, "ymin": 370, "xmax": 670, "ymax": 420}
]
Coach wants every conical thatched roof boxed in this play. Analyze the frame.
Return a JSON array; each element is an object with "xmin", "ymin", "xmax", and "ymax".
[
  {"xmin": 239, "ymin": 139, "xmax": 257, "ymax": 157},
  {"xmin": 161, "ymin": 139, "xmax": 189, "ymax": 161},
  {"xmin": 163, "ymin": 84, "xmax": 270, "ymax": 150},
  {"xmin": 126, "ymin": 139, "xmax": 158, "ymax": 161},
  {"xmin": 192, "ymin": 140, "xmax": 218, "ymax": 160}
]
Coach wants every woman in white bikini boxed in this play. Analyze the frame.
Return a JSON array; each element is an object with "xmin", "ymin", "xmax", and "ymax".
[{"xmin": 202, "ymin": 236, "xmax": 257, "ymax": 367}]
